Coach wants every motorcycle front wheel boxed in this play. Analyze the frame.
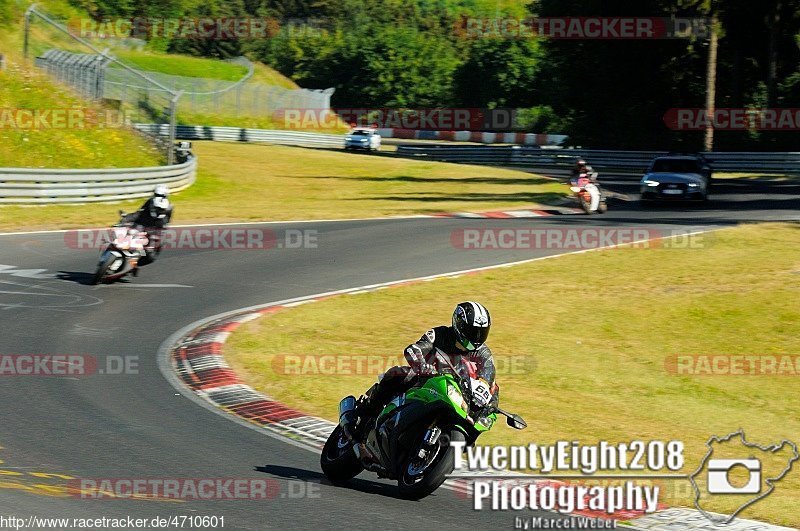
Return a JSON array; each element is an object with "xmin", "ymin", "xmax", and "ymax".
[
  {"xmin": 578, "ymin": 195, "xmax": 593, "ymax": 214},
  {"xmin": 398, "ymin": 425, "xmax": 465, "ymax": 500},
  {"xmin": 320, "ymin": 425, "xmax": 364, "ymax": 483},
  {"xmin": 92, "ymin": 255, "xmax": 115, "ymax": 285}
]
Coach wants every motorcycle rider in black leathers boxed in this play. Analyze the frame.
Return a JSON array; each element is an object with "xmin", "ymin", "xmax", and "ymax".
[
  {"xmin": 118, "ymin": 185, "xmax": 173, "ymax": 268},
  {"xmin": 121, "ymin": 184, "xmax": 173, "ymax": 230},
  {"xmin": 341, "ymin": 301, "xmax": 499, "ymax": 436}
]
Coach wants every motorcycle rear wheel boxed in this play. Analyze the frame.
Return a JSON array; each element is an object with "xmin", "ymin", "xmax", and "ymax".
[
  {"xmin": 398, "ymin": 425, "xmax": 465, "ymax": 500},
  {"xmin": 320, "ymin": 425, "xmax": 364, "ymax": 483}
]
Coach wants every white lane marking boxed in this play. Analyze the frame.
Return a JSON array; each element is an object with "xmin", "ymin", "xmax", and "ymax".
[
  {"xmin": 0, "ymin": 289, "xmax": 75, "ymax": 297},
  {"xmin": 97, "ymin": 283, "xmax": 194, "ymax": 288},
  {"xmin": 0, "ymin": 265, "xmax": 53, "ymax": 279},
  {"xmin": 0, "ymin": 201, "xmax": 582, "ymax": 238},
  {"xmin": 4, "ymin": 254, "xmax": 171, "ymax": 286},
  {"xmin": 0, "ymin": 214, "xmax": 435, "ymax": 237},
  {"xmin": 505, "ymin": 210, "xmax": 540, "ymax": 217},
  {"xmin": 235, "ymin": 313, "xmax": 262, "ymax": 323},
  {"xmin": 282, "ymin": 300, "xmax": 316, "ymax": 307}
]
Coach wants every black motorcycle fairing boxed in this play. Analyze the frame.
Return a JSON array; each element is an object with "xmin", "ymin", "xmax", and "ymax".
[{"xmin": 375, "ymin": 399, "xmax": 466, "ymax": 479}]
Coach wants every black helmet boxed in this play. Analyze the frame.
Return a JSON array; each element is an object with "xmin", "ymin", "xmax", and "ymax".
[
  {"xmin": 452, "ymin": 301, "xmax": 491, "ymax": 350},
  {"xmin": 575, "ymin": 158, "xmax": 587, "ymax": 170}
]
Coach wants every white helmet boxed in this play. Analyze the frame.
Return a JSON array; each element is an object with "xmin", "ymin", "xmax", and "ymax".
[{"xmin": 154, "ymin": 185, "xmax": 169, "ymax": 198}]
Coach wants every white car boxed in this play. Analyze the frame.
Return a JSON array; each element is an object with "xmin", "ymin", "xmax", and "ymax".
[{"xmin": 344, "ymin": 128, "xmax": 381, "ymax": 151}]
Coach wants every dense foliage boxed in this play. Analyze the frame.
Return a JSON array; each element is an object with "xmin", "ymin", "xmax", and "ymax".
[
  {"xmin": 69, "ymin": 0, "xmax": 800, "ymax": 149},
  {"xmin": 0, "ymin": 0, "xmax": 14, "ymax": 26}
]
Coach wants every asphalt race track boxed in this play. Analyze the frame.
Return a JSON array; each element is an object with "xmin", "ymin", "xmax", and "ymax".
[{"xmin": 0, "ymin": 177, "xmax": 796, "ymax": 529}]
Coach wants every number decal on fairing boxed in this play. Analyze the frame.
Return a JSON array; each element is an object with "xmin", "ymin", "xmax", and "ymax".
[{"xmin": 471, "ymin": 378, "xmax": 492, "ymax": 407}]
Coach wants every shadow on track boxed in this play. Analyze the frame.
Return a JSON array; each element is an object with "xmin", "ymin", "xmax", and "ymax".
[
  {"xmin": 255, "ymin": 464, "xmax": 406, "ymax": 499},
  {"xmin": 56, "ymin": 271, "xmax": 96, "ymax": 285}
]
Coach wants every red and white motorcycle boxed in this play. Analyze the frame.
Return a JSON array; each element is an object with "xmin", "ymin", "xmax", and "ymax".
[
  {"xmin": 92, "ymin": 227, "xmax": 149, "ymax": 284},
  {"xmin": 569, "ymin": 172, "xmax": 607, "ymax": 214}
]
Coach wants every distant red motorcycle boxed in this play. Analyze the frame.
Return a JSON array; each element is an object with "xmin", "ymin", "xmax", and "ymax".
[{"xmin": 569, "ymin": 172, "xmax": 607, "ymax": 214}]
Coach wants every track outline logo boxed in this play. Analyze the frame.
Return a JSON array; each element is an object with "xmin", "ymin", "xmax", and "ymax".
[{"xmin": 689, "ymin": 429, "xmax": 799, "ymax": 525}]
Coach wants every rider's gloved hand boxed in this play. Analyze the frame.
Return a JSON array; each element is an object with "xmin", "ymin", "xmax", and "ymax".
[{"xmin": 414, "ymin": 362, "xmax": 437, "ymax": 377}]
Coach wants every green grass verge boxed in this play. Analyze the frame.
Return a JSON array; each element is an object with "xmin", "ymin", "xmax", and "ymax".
[
  {"xmin": 0, "ymin": 61, "xmax": 163, "ymax": 169},
  {"xmin": 111, "ymin": 50, "xmax": 250, "ymax": 81},
  {"xmin": 0, "ymin": 0, "xmax": 163, "ymax": 169},
  {"xmin": 224, "ymin": 223, "xmax": 800, "ymax": 527},
  {"xmin": 0, "ymin": 141, "xmax": 565, "ymax": 231}
]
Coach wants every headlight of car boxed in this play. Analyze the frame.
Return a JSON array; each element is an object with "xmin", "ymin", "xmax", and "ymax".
[
  {"xmin": 643, "ymin": 180, "xmax": 660, "ymax": 187},
  {"xmin": 687, "ymin": 183, "xmax": 699, "ymax": 187}
]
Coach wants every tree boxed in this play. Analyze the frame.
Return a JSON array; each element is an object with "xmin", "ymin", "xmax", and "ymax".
[{"xmin": 454, "ymin": 37, "xmax": 541, "ymax": 108}]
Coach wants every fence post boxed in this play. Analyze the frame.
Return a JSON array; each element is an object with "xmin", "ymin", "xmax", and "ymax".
[
  {"xmin": 23, "ymin": 6, "xmax": 34, "ymax": 59},
  {"xmin": 167, "ymin": 91, "xmax": 182, "ymax": 165}
]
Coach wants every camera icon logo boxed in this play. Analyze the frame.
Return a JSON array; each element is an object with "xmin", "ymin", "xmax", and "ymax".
[{"xmin": 707, "ymin": 458, "xmax": 761, "ymax": 495}]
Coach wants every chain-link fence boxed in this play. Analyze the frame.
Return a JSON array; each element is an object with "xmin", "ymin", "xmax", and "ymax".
[
  {"xmin": 34, "ymin": 49, "xmax": 111, "ymax": 99},
  {"xmin": 103, "ymin": 58, "xmax": 334, "ymax": 118},
  {"xmin": 24, "ymin": 5, "xmax": 181, "ymax": 162},
  {"xmin": 24, "ymin": 5, "xmax": 335, "ymax": 159}
]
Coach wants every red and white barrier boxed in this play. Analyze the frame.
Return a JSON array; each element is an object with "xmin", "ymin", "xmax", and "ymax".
[{"xmin": 375, "ymin": 129, "xmax": 567, "ymax": 146}]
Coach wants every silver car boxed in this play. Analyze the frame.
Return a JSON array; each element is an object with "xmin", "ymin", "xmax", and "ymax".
[{"xmin": 344, "ymin": 128, "xmax": 381, "ymax": 151}]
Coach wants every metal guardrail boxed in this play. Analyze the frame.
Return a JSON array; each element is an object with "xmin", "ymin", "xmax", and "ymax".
[
  {"xmin": 135, "ymin": 124, "xmax": 343, "ymax": 148},
  {"xmin": 0, "ymin": 156, "xmax": 197, "ymax": 204},
  {"xmin": 396, "ymin": 145, "xmax": 800, "ymax": 175}
]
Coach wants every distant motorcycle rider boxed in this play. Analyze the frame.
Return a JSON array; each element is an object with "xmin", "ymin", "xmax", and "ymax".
[
  {"xmin": 121, "ymin": 185, "xmax": 173, "ymax": 230},
  {"xmin": 117, "ymin": 185, "xmax": 172, "ymax": 267},
  {"xmin": 342, "ymin": 302, "xmax": 499, "ymax": 435},
  {"xmin": 570, "ymin": 158, "xmax": 601, "ymax": 212},
  {"xmin": 570, "ymin": 159, "xmax": 596, "ymax": 181}
]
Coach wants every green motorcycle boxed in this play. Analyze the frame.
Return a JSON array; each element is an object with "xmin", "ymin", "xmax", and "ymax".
[{"xmin": 321, "ymin": 350, "xmax": 527, "ymax": 499}]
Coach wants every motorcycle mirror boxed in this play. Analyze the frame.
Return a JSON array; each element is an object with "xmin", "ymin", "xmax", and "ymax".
[{"xmin": 506, "ymin": 415, "xmax": 527, "ymax": 430}]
